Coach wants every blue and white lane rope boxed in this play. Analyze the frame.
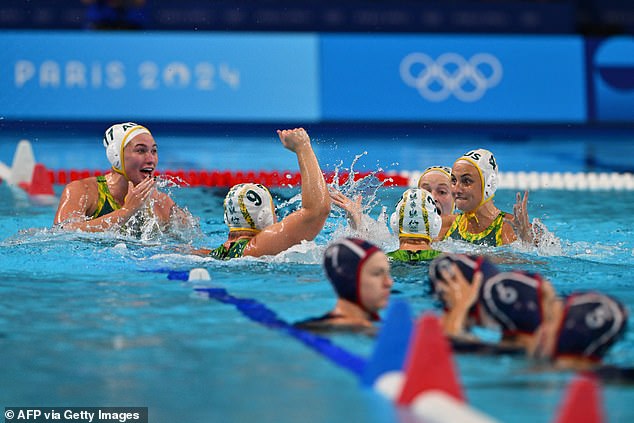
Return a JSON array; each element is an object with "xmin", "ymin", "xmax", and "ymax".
[{"xmin": 165, "ymin": 268, "xmax": 367, "ymax": 377}]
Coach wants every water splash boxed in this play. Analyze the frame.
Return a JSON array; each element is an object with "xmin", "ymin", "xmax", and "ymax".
[{"xmin": 326, "ymin": 152, "xmax": 397, "ymax": 250}]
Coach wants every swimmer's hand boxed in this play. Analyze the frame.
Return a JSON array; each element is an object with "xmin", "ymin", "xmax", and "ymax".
[
  {"xmin": 277, "ymin": 128, "xmax": 311, "ymax": 153},
  {"xmin": 437, "ymin": 265, "xmax": 481, "ymax": 311},
  {"xmin": 510, "ymin": 190, "xmax": 536, "ymax": 245},
  {"xmin": 437, "ymin": 265, "xmax": 482, "ymax": 336},
  {"xmin": 329, "ymin": 189, "xmax": 363, "ymax": 229},
  {"xmin": 122, "ymin": 177, "xmax": 155, "ymax": 213}
]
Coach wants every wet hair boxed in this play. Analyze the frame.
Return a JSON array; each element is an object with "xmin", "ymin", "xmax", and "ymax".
[{"xmin": 555, "ymin": 291, "xmax": 628, "ymax": 361}]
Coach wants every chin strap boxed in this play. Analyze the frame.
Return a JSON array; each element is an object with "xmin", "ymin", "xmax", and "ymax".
[
  {"xmin": 112, "ymin": 166, "xmax": 129, "ymax": 181},
  {"xmin": 459, "ymin": 194, "xmax": 494, "ymax": 234}
]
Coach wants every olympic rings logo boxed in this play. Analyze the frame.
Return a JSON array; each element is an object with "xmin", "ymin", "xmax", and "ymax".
[{"xmin": 400, "ymin": 52, "xmax": 503, "ymax": 102}]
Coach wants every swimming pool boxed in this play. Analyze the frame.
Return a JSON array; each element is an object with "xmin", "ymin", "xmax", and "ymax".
[{"xmin": 1, "ymin": 131, "xmax": 633, "ymax": 423}]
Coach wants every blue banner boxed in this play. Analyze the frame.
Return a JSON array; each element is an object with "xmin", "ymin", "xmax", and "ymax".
[
  {"xmin": 320, "ymin": 34, "xmax": 586, "ymax": 123},
  {"xmin": 590, "ymin": 36, "xmax": 634, "ymax": 122},
  {"xmin": 0, "ymin": 31, "xmax": 319, "ymax": 121}
]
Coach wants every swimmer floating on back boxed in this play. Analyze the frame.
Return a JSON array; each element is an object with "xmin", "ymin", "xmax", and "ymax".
[
  {"xmin": 54, "ymin": 122, "xmax": 189, "ymax": 233},
  {"xmin": 295, "ymin": 237, "xmax": 393, "ymax": 334},
  {"xmin": 192, "ymin": 127, "xmax": 331, "ymax": 259}
]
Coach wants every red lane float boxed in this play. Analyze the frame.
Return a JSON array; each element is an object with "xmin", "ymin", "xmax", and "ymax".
[{"xmin": 48, "ymin": 169, "xmax": 410, "ymax": 187}]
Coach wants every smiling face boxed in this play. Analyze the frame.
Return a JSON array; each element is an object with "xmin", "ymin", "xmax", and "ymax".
[
  {"xmin": 419, "ymin": 171, "xmax": 453, "ymax": 216},
  {"xmin": 123, "ymin": 133, "xmax": 158, "ymax": 184},
  {"xmin": 359, "ymin": 251, "xmax": 393, "ymax": 314},
  {"xmin": 451, "ymin": 160, "xmax": 483, "ymax": 213}
]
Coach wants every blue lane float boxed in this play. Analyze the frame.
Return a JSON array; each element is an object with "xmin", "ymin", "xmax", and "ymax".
[
  {"xmin": 160, "ymin": 267, "xmax": 608, "ymax": 423},
  {"xmin": 163, "ymin": 268, "xmax": 368, "ymax": 377}
]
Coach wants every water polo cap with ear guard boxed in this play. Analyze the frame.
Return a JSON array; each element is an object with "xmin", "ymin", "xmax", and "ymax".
[
  {"xmin": 389, "ymin": 188, "xmax": 442, "ymax": 241},
  {"xmin": 455, "ymin": 149, "xmax": 498, "ymax": 205},
  {"xmin": 323, "ymin": 237, "xmax": 382, "ymax": 320},
  {"xmin": 102, "ymin": 122, "xmax": 152, "ymax": 179},
  {"xmin": 555, "ymin": 292, "xmax": 628, "ymax": 361},
  {"xmin": 223, "ymin": 183, "xmax": 275, "ymax": 232},
  {"xmin": 417, "ymin": 165, "xmax": 452, "ymax": 187}
]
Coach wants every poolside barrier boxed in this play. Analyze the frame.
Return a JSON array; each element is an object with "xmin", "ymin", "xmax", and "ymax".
[{"xmin": 38, "ymin": 168, "xmax": 634, "ymax": 190}]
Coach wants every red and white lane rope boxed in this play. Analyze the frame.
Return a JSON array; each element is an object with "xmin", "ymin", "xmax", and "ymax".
[{"xmin": 29, "ymin": 168, "xmax": 634, "ymax": 190}]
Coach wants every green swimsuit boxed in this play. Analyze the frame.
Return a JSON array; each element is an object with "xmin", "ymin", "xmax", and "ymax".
[
  {"xmin": 444, "ymin": 211, "xmax": 507, "ymax": 247},
  {"xmin": 208, "ymin": 238, "xmax": 250, "ymax": 260},
  {"xmin": 386, "ymin": 249, "xmax": 442, "ymax": 262},
  {"xmin": 92, "ymin": 175, "xmax": 121, "ymax": 218},
  {"xmin": 91, "ymin": 175, "xmax": 156, "ymax": 237}
]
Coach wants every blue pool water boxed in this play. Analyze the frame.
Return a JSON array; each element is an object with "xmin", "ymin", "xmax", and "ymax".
[{"xmin": 1, "ymin": 131, "xmax": 633, "ymax": 423}]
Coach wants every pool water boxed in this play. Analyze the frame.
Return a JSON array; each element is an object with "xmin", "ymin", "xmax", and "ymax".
[
  {"xmin": 1, "ymin": 128, "xmax": 634, "ymax": 422},
  {"xmin": 1, "ymin": 174, "xmax": 633, "ymax": 423}
]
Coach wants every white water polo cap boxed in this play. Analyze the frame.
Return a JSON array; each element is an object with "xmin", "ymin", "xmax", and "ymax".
[
  {"xmin": 389, "ymin": 188, "xmax": 442, "ymax": 240},
  {"xmin": 103, "ymin": 122, "xmax": 152, "ymax": 176},
  {"xmin": 455, "ymin": 149, "xmax": 498, "ymax": 203},
  {"xmin": 417, "ymin": 165, "xmax": 452, "ymax": 187},
  {"xmin": 224, "ymin": 183, "xmax": 275, "ymax": 232}
]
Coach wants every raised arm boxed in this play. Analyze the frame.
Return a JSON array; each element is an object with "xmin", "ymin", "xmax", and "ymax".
[{"xmin": 244, "ymin": 128, "xmax": 331, "ymax": 257}]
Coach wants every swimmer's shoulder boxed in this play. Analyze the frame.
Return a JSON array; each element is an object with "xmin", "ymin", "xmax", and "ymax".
[
  {"xmin": 437, "ymin": 214, "xmax": 457, "ymax": 239},
  {"xmin": 593, "ymin": 365, "xmax": 634, "ymax": 384},
  {"xmin": 152, "ymin": 190, "xmax": 177, "ymax": 220},
  {"xmin": 59, "ymin": 176, "xmax": 100, "ymax": 211},
  {"xmin": 449, "ymin": 336, "xmax": 525, "ymax": 356},
  {"xmin": 294, "ymin": 313, "xmax": 376, "ymax": 336},
  {"xmin": 64, "ymin": 175, "xmax": 99, "ymax": 192}
]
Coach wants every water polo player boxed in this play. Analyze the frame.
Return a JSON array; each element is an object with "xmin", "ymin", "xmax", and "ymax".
[
  {"xmin": 192, "ymin": 127, "xmax": 330, "ymax": 259},
  {"xmin": 530, "ymin": 291, "xmax": 628, "ymax": 371},
  {"xmin": 54, "ymin": 122, "xmax": 188, "ymax": 233},
  {"xmin": 386, "ymin": 187, "xmax": 443, "ymax": 262},
  {"xmin": 439, "ymin": 148, "xmax": 530, "ymax": 246},
  {"xmin": 418, "ymin": 165, "xmax": 454, "ymax": 216},
  {"xmin": 295, "ymin": 237, "xmax": 393, "ymax": 333}
]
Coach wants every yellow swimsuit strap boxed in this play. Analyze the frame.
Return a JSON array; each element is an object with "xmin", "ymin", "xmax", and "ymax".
[{"xmin": 92, "ymin": 176, "xmax": 121, "ymax": 218}]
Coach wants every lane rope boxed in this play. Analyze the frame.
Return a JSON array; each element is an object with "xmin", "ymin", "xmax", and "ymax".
[
  {"xmin": 163, "ymin": 269, "xmax": 367, "ymax": 376},
  {"xmin": 40, "ymin": 168, "xmax": 634, "ymax": 190}
]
